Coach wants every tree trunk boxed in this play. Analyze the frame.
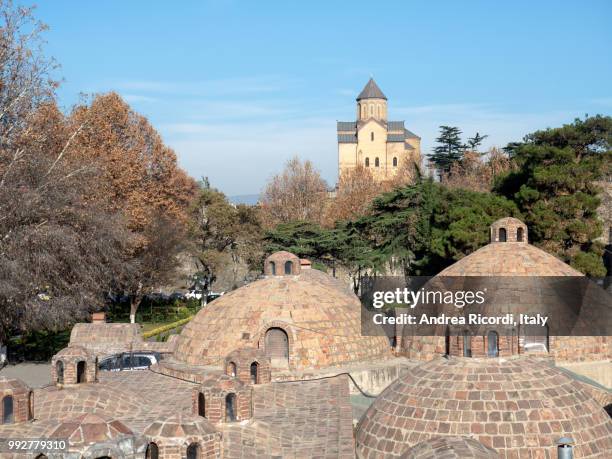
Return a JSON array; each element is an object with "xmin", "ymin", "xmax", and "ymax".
[{"xmin": 130, "ymin": 296, "xmax": 142, "ymax": 324}]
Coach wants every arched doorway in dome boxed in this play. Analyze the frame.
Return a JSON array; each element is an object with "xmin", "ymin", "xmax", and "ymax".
[
  {"xmin": 487, "ymin": 331, "xmax": 499, "ymax": 357},
  {"xmin": 250, "ymin": 362, "xmax": 259, "ymax": 384},
  {"xmin": 225, "ymin": 393, "xmax": 236, "ymax": 422},
  {"xmin": 462, "ymin": 330, "xmax": 472, "ymax": 357},
  {"xmin": 284, "ymin": 260, "xmax": 293, "ymax": 274},
  {"xmin": 269, "ymin": 261, "xmax": 276, "ymax": 275},
  {"xmin": 76, "ymin": 361, "xmax": 86, "ymax": 383},
  {"xmin": 2, "ymin": 395, "xmax": 13, "ymax": 424},
  {"xmin": 145, "ymin": 443, "xmax": 159, "ymax": 459},
  {"xmin": 56, "ymin": 360, "xmax": 64, "ymax": 384},
  {"xmin": 186, "ymin": 443, "xmax": 201, "ymax": 459},
  {"xmin": 499, "ymin": 228, "xmax": 507, "ymax": 242},
  {"xmin": 517, "ymin": 227, "xmax": 524, "ymax": 242},
  {"xmin": 265, "ymin": 327, "xmax": 289, "ymax": 368},
  {"xmin": 197, "ymin": 392, "xmax": 205, "ymax": 417}
]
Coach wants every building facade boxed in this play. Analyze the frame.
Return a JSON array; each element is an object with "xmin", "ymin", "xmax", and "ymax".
[{"xmin": 337, "ymin": 78, "xmax": 421, "ymax": 182}]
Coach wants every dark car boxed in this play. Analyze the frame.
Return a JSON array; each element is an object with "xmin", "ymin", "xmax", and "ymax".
[{"xmin": 98, "ymin": 351, "xmax": 162, "ymax": 371}]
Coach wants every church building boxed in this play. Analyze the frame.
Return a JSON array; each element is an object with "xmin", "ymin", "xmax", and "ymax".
[{"xmin": 337, "ymin": 78, "xmax": 421, "ymax": 182}]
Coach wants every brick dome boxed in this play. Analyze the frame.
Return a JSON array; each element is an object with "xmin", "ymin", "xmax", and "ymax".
[
  {"xmin": 400, "ymin": 217, "xmax": 609, "ymax": 361},
  {"xmin": 436, "ymin": 217, "xmax": 580, "ymax": 276},
  {"xmin": 49, "ymin": 413, "xmax": 134, "ymax": 446},
  {"xmin": 172, "ymin": 252, "xmax": 392, "ymax": 370},
  {"xmin": 356, "ymin": 357, "xmax": 612, "ymax": 458},
  {"xmin": 400, "ymin": 436, "xmax": 499, "ymax": 459}
]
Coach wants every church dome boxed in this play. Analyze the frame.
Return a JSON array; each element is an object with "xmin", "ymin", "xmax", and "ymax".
[
  {"xmin": 356, "ymin": 357, "xmax": 612, "ymax": 458},
  {"xmin": 172, "ymin": 252, "xmax": 392, "ymax": 370}
]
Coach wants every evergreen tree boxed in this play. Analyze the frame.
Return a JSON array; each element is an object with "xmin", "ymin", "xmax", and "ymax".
[
  {"xmin": 495, "ymin": 115, "xmax": 612, "ymax": 276},
  {"xmin": 429, "ymin": 126, "xmax": 465, "ymax": 176},
  {"xmin": 466, "ymin": 132, "xmax": 489, "ymax": 153}
]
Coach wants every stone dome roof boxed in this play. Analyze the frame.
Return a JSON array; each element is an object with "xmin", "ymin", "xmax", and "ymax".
[
  {"xmin": 438, "ymin": 243, "xmax": 583, "ymax": 277},
  {"xmin": 143, "ymin": 413, "xmax": 217, "ymax": 438},
  {"xmin": 54, "ymin": 345, "xmax": 94, "ymax": 358},
  {"xmin": 0, "ymin": 377, "xmax": 29, "ymax": 395},
  {"xmin": 48, "ymin": 413, "xmax": 133, "ymax": 446},
  {"xmin": 438, "ymin": 217, "xmax": 581, "ymax": 276},
  {"xmin": 400, "ymin": 436, "xmax": 499, "ymax": 459},
  {"xmin": 356, "ymin": 357, "xmax": 612, "ymax": 458},
  {"xmin": 172, "ymin": 252, "xmax": 391, "ymax": 369}
]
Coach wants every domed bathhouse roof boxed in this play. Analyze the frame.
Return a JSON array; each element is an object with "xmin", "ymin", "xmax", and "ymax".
[
  {"xmin": 48, "ymin": 413, "xmax": 146, "ymax": 458},
  {"xmin": 170, "ymin": 251, "xmax": 392, "ymax": 372},
  {"xmin": 356, "ymin": 357, "xmax": 612, "ymax": 458},
  {"xmin": 399, "ymin": 217, "xmax": 611, "ymax": 362}
]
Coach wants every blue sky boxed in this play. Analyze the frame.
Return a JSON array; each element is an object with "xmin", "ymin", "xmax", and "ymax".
[{"xmin": 36, "ymin": 0, "xmax": 611, "ymax": 196}]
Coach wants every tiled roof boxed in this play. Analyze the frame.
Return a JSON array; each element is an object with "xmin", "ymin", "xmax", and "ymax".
[
  {"xmin": 356, "ymin": 78, "xmax": 387, "ymax": 101},
  {"xmin": 338, "ymin": 134, "xmax": 357, "ymax": 143},
  {"xmin": 387, "ymin": 134, "xmax": 405, "ymax": 142},
  {"xmin": 337, "ymin": 121, "xmax": 357, "ymax": 131},
  {"xmin": 404, "ymin": 128, "xmax": 420, "ymax": 139},
  {"xmin": 387, "ymin": 121, "xmax": 405, "ymax": 131}
]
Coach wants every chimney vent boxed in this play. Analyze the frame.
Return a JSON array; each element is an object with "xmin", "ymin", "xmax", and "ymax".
[
  {"xmin": 91, "ymin": 312, "xmax": 106, "ymax": 323},
  {"xmin": 557, "ymin": 437, "xmax": 574, "ymax": 459}
]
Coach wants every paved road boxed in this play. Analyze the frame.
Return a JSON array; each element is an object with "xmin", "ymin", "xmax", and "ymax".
[{"xmin": 0, "ymin": 363, "xmax": 51, "ymax": 388}]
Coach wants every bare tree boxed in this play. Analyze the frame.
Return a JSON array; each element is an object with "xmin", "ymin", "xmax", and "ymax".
[{"xmin": 260, "ymin": 157, "xmax": 328, "ymax": 226}]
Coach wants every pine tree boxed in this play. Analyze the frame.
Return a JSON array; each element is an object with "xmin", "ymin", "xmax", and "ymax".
[
  {"xmin": 466, "ymin": 132, "xmax": 489, "ymax": 153},
  {"xmin": 429, "ymin": 126, "xmax": 465, "ymax": 176}
]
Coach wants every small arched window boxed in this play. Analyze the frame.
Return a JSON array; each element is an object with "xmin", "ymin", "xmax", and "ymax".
[
  {"xmin": 361, "ymin": 104, "xmax": 366, "ymax": 119},
  {"xmin": 186, "ymin": 443, "xmax": 201, "ymax": 459},
  {"xmin": 2, "ymin": 395, "xmax": 14, "ymax": 424},
  {"xmin": 499, "ymin": 228, "xmax": 507, "ymax": 242},
  {"xmin": 28, "ymin": 391, "xmax": 33, "ymax": 419},
  {"xmin": 269, "ymin": 261, "xmax": 276, "ymax": 275},
  {"xmin": 250, "ymin": 362, "xmax": 259, "ymax": 384},
  {"xmin": 198, "ymin": 392, "xmax": 205, "ymax": 417},
  {"xmin": 284, "ymin": 261, "xmax": 293, "ymax": 275},
  {"xmin": 517, "ymin": 227, "xmax": 524, "ymax": 242},
  {"xmin": 225, "ymin": 393, "xmax": 237, "ymax": 422},
  {"xmin": 392, "ymin": 157, "xmax": 398, "ymax": 167},
  {"xmin": 56, "ymin": 360, "xmax": 64, "ymax": 384},
  {"xmin": 365, "ymin": 157, "xmax": 370, "ymax": 167},
  {"xmin": 145, "ymin": 443, "xmax": 159, "ymax": 459},
  {"xmin": 462, "ymin": 331, "xmax": 472, "ymax": 357},
  {"xmin": 76, "ymin": 361, "xmax": 86, "ymax": 384},
  {"xmin": 487, "ymin": 331, "xmax": 499, "ymax": 357},
  {"xmin": 227, "ymin": 362, "xmax": 236, "ymax": 377},
  {"xmin": 370, "ymin": 132, "xmax": 374, "ymax": 141},
  {"xmin": 374, "ymin": 157, "xmax": 380, "ymax": 167},
  {"xmin": 369, "ymin": 104, "xmax": 373, "ymax": 116}
]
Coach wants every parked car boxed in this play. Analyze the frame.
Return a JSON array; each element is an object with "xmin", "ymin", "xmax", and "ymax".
[
  {"xmin": 185, "ymin": 290, "xmax": 203, "ymax": 300},
  {"xmin": 98, "ymin": 351, "xmax": 162, "ymax": 371}
]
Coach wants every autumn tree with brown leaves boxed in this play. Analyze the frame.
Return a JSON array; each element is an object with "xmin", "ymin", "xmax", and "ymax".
[
  {"xmin": 442, "ymin": 148, "xmax": 512, "ymax": 192},
  {"xmin": 0, "ymin": 2, "xmax": 135, "ymax": 340},
  {"xmin": 67, "ymin": 93, "xmax": 198, "ymax": 322},
  {"xmin": 260, "ymin": 157, "xmax": 328, "ymax": 227}
]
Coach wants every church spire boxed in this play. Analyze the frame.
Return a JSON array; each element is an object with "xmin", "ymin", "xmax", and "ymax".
[{"xmin": 356, "ymin": 78, "xmax": 387, "ymax": 101}]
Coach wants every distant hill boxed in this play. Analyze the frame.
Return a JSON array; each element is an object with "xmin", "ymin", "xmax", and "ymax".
[{"xmin": 229, "ymin": 194, "xmax": 260, "ymax": 205}]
